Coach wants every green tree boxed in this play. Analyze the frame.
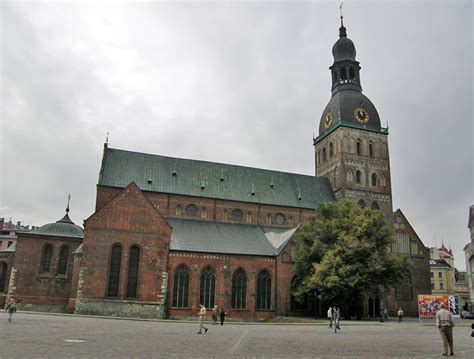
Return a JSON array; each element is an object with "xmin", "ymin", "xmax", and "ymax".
[{"xmin": 293, "ymin": 201, "xmax": 411, "ymax": 314}]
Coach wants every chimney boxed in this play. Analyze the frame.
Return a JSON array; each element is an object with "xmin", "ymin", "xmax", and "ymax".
[
  {"xmin": 0, "ymin": 218, "xmax": 4, "ymax": 229},
  {"xmin": 17, "ymin": 221, "xmax": 21, "ymax": 229}
]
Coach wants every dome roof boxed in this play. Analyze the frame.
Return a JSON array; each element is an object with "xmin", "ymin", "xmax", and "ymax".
[
  {"xmin": 332, "ymin": 26, "xmax": 356, "ymax": 62},
  {"xmin": 318, "ymin": 89, "xmax": 381, "ymax": 135},
  {"xmin": 35, "ymin": 212, "xmax": 83, "ymax": 238}
]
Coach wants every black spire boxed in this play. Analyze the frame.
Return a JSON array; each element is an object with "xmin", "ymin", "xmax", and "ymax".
[
  {"xmin": 57, "ymin": 194, "xmax": 74, "ymax": 224},
  {"xmin": 339, "ymin": 2, "xmax": 347, "ymax": 38}
]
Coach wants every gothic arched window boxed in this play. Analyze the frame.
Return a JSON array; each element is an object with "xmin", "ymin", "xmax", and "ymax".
[
  {"xmin": 200, "ymin": 267, "xmax": 216, "ymax": 308},
  {"xmin": 349, "ymin": 68, "xmax": 355, "ymax": 80},
  {"xmin": 382, "ymin": 174, "xmax": 387, "ymax": 187},
  {"xmin": 175, "ymin": 205, "xmax": 182, "ymax": 217},
  {"xmin": 256, "ymin": 270, "xmax": 272, "ymax": 310},
  {"xmin": 322, "ymin": 147, "xmax": 327, "ymax": 162},
  {"xmin": 57, "ymin": 245, "xmax": 69, "ymax": 275},
  {"xmin": 341, "ymin": 68, "xmax": 347, "ymax": 80},
  {"xmin": 246, "ymin": 212, "xmax": 252, "ymax": 223},
  {"xmin": 357, "ymin": 199, "xmax": 366, "ymax": 208},
  {"xmin": 201, "ymin": 207, "xmax": 208, "ymax": 219},
  {"xmin": 371, "ymin": 173, "xmax": 378, "ymax": 187},
  {"xmin": 107, "ymin": 244, "xmax": 122, "ymax": 297},
  {"xmin": 356, "ymin": 141, "xmax": 362, "ymax": 155},
  {"xmin": 126, "ymin": 245, "xmax": 140, "ymax": 298},
  {"xmin": 329, "ymin": 142, "xmax": 333, "ymax": 157},
  {"xmin": 371, "ymin": 201, "xmax": 380, "ymax": 210},
  {"xmin": 355, "ymin": 170, "xmax": 362, "ymax": 184},
  {"xmin": 0, "ymin": 262, "xmax": 7, "ymax": 293},
  {"xmin": 172, "ymin": 265, "xmax": 189, "ymax": 308},
  {"xmin": 223, "ymin": 209, "xmax": 228, "ymax": 221},
  {"xmin": 232, "ymin": 269, "xmax": 247, "ymax": 309},
  {"xmin": 41, "ymin": 245, "xmax": 53, "ymax": 274},
  {"xmin": 347, "ymin": 169, "xmax": 353, "ymax": 182},
  {"xmin": 369, "ymin": 143, "xmax": 374, "ymax": 157}
]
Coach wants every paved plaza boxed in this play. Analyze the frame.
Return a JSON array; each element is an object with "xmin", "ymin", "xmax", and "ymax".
[{"xmin": 0, "ymin": 313, "xmax": 473, "ymax": 358}]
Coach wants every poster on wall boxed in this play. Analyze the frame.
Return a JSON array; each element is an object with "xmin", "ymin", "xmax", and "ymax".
[{"xmin": 417, "ymin": 295, "xmax": 459, "ymax": 318}]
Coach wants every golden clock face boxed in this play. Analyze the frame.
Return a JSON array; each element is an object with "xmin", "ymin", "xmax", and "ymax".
[
  {"xmin": 324, "ymin": 112, "xmax": 333, "ymax": 128},
  {"xmin": 354, "ymin": 107, "xmax": 369, "ymax": 124}
]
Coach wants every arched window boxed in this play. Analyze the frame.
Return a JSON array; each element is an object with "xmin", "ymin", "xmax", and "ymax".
[
  {"xmin": 349, "ymin": 68, "xmax": 355, "ymax": 80},
  {"xmin": 356, "ymin": 141, "xmax": 361, "ymax": 155},
  {"xmin": 200, "ymin": 267, "xmax": 216, "ymax": 308},
  {"xmin": 41, "ymin": 245, "xmax": 53, "ymax": 273},
  {"xmin": 355, "ymin": 170, "xmax": 362, "ymax": 184},
  {"xmin": 290, "ymin": 243, "xmax": 297, "ymax": 261},
  {"xmin": 382, "ymin": 174, "xmax": 387, "ymax": 187},
  {"xmin": 341, "ymin": 68, "xmax": 347, "ymax": 80},
  {"xmin": 232, "ymin": 269, "xmax": 247, "ymax": 309},
  {"xmin": 347, "ymin": 169, "xmax": 353, "ymax": 182},
  {"xmin": 329, "ymin": 142, "xmax": 333, "ymax": 157},
  {"xmin": 246, "ymin": 212, "xmax": 252, "ymax": 223},
  {"xmin": 175, "ymin": 205, "xmax": 182, "ymax": 217},
  {"xmin": 0, "ymin": 262, "xmax": 7, "ymax": 293},
  {"xmin": 266, "ymin": 214, "xmax": 272, "ymax": 225},
  {"xmin": 369, "ymin": 143, "xmax": 374, "ymax": 157},
  {"xmin": 357, "ymin": 199, "xmax": 366, "ymax": 208},
  {"xmin": 201, "ymin": 207, "xmax": 208, "ymax": 219},
  {"xmin": 333, "ymin": 70, "xmax": 337, "ymax": 83},
  {"xmin": 126, "ymin": 245, "xmax": 140, "ymax": 298},
  {"xmin": 172, "ymin": 266, "xmax": 189, "ymax": 308},
  {"xmin": 371, "ymin": 173, "xmax": 378, "ymax": 187},
  {"xmin": 107, "ymin": 245, "xmax": 122, "ymax": 297},
  {"xmin": 322, "ymin": 147, "xmax": 327, "ymax": 162},
  {"xmin": 371, "ymin": 201, "xmax": 380, "ymax": 210},
  {"xmin": 223, "ymin": 209, "xmax": 228, "ymax": 221},
  {"xmin": 57, "ymin": 245, "xmax": 69, "ymax": 275},
  {"xmin": 257, "ymin": 270, "xmax": 272, "ymax": 310},
  {"xmin": 288, "ymin": 217, "xmax": 294, "ymax": 227}
]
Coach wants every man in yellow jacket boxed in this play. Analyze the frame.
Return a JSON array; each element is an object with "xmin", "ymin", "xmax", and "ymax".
[{"xmin": 435, "ymin": 302, "xmax": 455, "ymax": 356}]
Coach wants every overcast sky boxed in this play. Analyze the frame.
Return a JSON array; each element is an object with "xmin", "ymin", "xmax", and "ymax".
[{"xmin": 1, "ymin": 1, "xmax": 472, "ymax": 268}]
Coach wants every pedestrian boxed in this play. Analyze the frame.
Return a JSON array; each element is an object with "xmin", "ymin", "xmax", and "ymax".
[
  {"xmin": 219, "ymin": 307, "xmax": 227, "ymax": 326},
  {"xmin": 327, "ymin": 306, "xmax": 333, "ymax": 328},
  {"xmin": 197, "ymin": 304, "xmax": 208, "ymax": 334},
  {"xmin": 383, "ymin": 307, "xmax": 389, "ymax": 322},
  {"xmin": 212, "ymin": 305, "xmax": 218, "ymax": 325},
  {"xmin": 5, "ymin": 298, "xmax": 17, "ymax": 322},
  {"xmin": 333, "ymin": 307, "xmax": 341, "ymax": 333},
  {"xmin": 436, "ymin": 302, "xmax": 454, "ymax": 356},
  {"xmin": 397, "ymin": 307, "xmax": 404, "ymax": 322}
]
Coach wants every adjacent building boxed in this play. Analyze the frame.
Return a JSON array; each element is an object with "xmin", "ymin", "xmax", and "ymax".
[{"xmin": 464, "ymin": 205, "xmax": 474, "ymax": 311}]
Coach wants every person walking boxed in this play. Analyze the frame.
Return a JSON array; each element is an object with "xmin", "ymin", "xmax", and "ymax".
[
  {"xmin": 333, "ymin": 307, "xmax": 341, "ymax": 333},
  {"xmin": 397, "ymin": 307, "xmax": 404, "ymax": 322},
  {"xmin": 197, "ymin": 304, "xmax": 208, "ymax": 334},
  {"xmin": 219, "ymin": 307, "xmax": 227, "ymax": 326},
  {"xmin": 383, "ymin": 307, "xmax": 389, "ymax": 322},
  {"xmin": 211, "ymin": 305, "xmax": 218, "ymax": 325},
  {"xmin": 436, "ymin": 302, "xmax": 454, "ymax": 356},
  {"xmin": 327, "ymin": 306, "xmax": 333, "ymax": 328},
  {"xmin": 5, "ymin": 298, "xmax": 17, "ymax": 322}
]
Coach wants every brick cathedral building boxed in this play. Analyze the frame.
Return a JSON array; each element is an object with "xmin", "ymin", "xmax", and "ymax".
[{"xmin": 0, "ymin": 20, "xmax": 431, "ymax": 319}]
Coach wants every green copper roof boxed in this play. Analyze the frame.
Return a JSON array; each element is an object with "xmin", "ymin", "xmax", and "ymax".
[
  {"xmin": 99, "ymin": 147, "xmax": 334, "ymax": 209},
  {"xmin": 167, "ymin": 218, "xmax": 297, "ymax": 256},
  {"xmin": 34, "ymin": 212, "xmax": 84, "ymax": 239}
]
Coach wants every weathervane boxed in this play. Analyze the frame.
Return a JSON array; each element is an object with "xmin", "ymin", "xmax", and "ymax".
[
  {"xmin": 66, "ymin": 194, "xmax": 71, "ymax": 213},
  {"xmin": 340, "ymin": 2, "xmax": 344, "ymax": 26},
  {"xmin": 106, "ymin": 132, "xmax": 109, "ymax": 145}
]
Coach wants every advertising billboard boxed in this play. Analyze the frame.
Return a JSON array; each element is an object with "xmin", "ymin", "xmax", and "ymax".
[{"xmin": 418, "ymin": 295, "xmax": 459, "ymax": 318}]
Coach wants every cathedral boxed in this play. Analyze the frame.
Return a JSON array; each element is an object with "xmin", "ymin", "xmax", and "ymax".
[{"xmin": 0, "ymin": 19, "xmax": 431, "ymax": 319}]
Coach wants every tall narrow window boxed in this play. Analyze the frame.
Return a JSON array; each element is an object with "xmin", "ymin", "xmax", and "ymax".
[
  {"xmin": 329, "ymin": 142, "xmax": 333, "ymax": 157},
  {"xmin": 172, "ymin": 266, "xmax": 189, "ymax": 308},
  {"xmin": 341, "ymin": 68, "xmax": 347, "ymax": 80},
  {"xmin": 223, "ymin": 209, "xmax": 228, "ymax": 221},
  {"xmin": 175, "ymin": 205, "xmax": 182, "ymax": 217},
  {"xmin": 107, "ymin": 245, "xmax": 122, "ymax": 297},
  {"xmin": 201, "ymin": 207, "xmax": 208, "ymax": 219},
  {"xmin": 349, "ymin": 68, "xmax": 355, "ymax": 80},
  {"xmin": 232, "ymin": 269, "xmax": 247, "ymax": 309},
  {"xmin": 347, "ymin": 169, "xmax": 353, "ymax": 182},
  {"xmin": 126, "ymin": 246, "xmax": 140, "ymax": 298},
  {"xmin": 41, "ymin": 245, "xmax": 53, "ymax": 273},
  {"xmin": 256, "ymin": 270, "xmax": 272, "ymax": 310},
  {"xmin": 371, "ymin": 201, "xmax": 380, "ymax": 210},
  {"xmin": 355, "ymin": 170, "xmax": 362, "ymax": 184},
  {"xmin": 369, "ymin": 143, "xmax": 374, "ymax": 157},
  {"xmin": 0, "ymin": 262, "xmax": 7, "ymax": 293},
  {"xmin": 356, "ymin": 141, "xmax": 361, "ymax": 155},
  {"xmin": 200, "ymin": 267, "xmax": 215, "ymax": 308},
  {"xmin": 371, "ymin": 173, "xmax": 378, "ymax": 187},
  {"xmin": 246, "ymin": 212, "xmax": 252, "ymax": 223},
  {"xmin": 288, "ymin": 217, "xmax": 294, "ymax": 227},
  {"xmin": 333, "ymin": 70, "xmax": 337, "ymax": 83},
  {"xmin": 57, "ymin": 245, "xmax": 69, "ymax": 275},
  {"xmin": 322, "ymin": 148, "xmax": 327, "ymax": 162},
  {"xmin": 266, "ymin": 214, "xmax": 272, "ymax": 225},
  {"xmin": 382, "ymin": 175, "xmax": 387, "ymax": 187}
]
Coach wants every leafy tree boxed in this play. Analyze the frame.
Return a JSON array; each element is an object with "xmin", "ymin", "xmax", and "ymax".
[{"xmin": 293, "ymin": 201, "xmax": 411, "ymax": 314}]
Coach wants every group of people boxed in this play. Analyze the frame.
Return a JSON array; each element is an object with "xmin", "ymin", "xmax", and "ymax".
[
  {"xmin": 197, "ymin": 304, "xmax": 227, "ymax": 334},
  {"xmin": 383, "ymin": 307, "xmax": 404, "ymax": 322},
  {"xmin": 327, "ymin": 306, "xmax": 341, "ymax": 333}
]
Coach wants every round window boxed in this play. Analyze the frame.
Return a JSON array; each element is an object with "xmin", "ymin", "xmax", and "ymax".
[
  {"xmin": 275, "ymin": 213, "xmax": 286, "ymax": 225},
  {"xmin": 231, "ymin": 209, "xmax": 243, "ymax": 221},
  {"xmin": 185, "ymin": 204, "xmax": 198, "ymax": 216}
]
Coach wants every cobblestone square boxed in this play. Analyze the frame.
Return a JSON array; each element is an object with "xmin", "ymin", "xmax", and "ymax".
[{"xmin": 1, "ymin": 313, "xmax": 473, "ymax": 358}]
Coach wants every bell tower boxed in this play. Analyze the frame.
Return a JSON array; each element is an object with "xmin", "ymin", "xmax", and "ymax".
[{"xmin": 314, "ymin": 15, "xmax": 392, "ymax": 214}]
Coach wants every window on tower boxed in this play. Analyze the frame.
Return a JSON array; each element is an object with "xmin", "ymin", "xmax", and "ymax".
[
  {"xmin": 341, "ymin": 68, "xmax": 347, "ymax": 80},
  {"xmin": 346, "ymin": 169, "xmax": 353, "ymax": 182},
  {"xmin": 356, "ymin": 141, "xmax": 361, "ymax": 156},
  {"xmin": 371, "ymin": 173, "xmax": 378, "ymax": 187},
  {"xmin": 322, "ymin": 148, "xmax": 327, "ymax": 162},
  {"xmin": 329, "ymin": 143, "xmax": 333, "ymax": 157},
  {"xmin": 369, "ymin": 143, "xmax": 373, "ymax": 157},
  {"xmin": 355, "ymin": 170, "xmax": 362, "ymax": 184},
  {"xmin": 349, "ymin": 68, "xmax": 355, "ymax": 80},
  {"xmin": 333, "ymin": 71, "xmax": 337, "ymax": 83},
  {"xmin": 371, "ymin": 201, "xmax": 380, "ymax": 210},
  {"xmin": 382, "ymin": 175, "xmax": 387, "ymax": 187},
  {"xmin": 357, "ymin": 199, "xmax": 366, "ymax": 208}
]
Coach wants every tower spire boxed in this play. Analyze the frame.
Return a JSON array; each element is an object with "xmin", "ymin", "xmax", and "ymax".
[
  {"xmin": 66, "ymin": 194, "xmax": 71, "ymax": 214},
  {"xmin": 339, "ymin": 2, "xmax": 347, "ymax": 38}
]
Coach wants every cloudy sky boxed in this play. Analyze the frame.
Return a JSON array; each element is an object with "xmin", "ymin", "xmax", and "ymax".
[{"xmin": 1, "ymin": 1, "xmax": 472, "ymax": 268}]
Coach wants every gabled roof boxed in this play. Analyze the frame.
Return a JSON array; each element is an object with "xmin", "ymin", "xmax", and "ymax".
[
  {"xmin": 166, "ymin": 218, "xmax": 298, "ymax": 256},
  {"xmin": 98, "ymin": 147, "xmax": 335, "ymax": 209}
]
